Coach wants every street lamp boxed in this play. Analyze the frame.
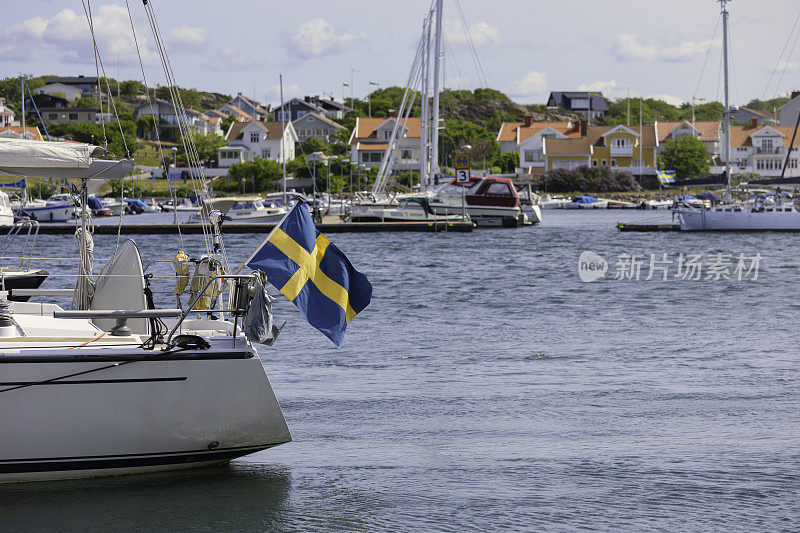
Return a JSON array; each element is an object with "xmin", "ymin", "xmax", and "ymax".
[{"xmin": 327, "ymin": 155, "xmax": 338, "ymax": 215}]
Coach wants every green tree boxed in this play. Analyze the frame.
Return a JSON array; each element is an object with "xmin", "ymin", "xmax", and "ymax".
[
  {"xmin": 189, "ymin": 132, "xmax": 225, "ymax": 166},
  {"xmin": 438, "ymin": 119, "xmax": 497, "ymax": 168},
  {"xmin": 657, "ymin": 136, "xmax": 710, "ymax": 179},
  {"xmin": 228, "ymin": 158, "xmax": 281, "ymax": 192},
  {"xmin": 219, "ymin": 114, "xmax": 236, "ymax": 134},
  {"xmin": 493, "ymin": 151, "xmax": 519, "ymax": 173}
]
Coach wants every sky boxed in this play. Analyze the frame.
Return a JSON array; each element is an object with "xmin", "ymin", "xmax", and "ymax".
[{"xmin": 2, "ymin": 0, "xmax": 800, "ymax": 110}]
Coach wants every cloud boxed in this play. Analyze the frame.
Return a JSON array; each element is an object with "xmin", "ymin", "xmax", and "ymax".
[
  {"xmin": 443, "ymin": 20, "xmax": 499, "ymax": 47},
  {"xmin": 578, "ymin": 79, "xmax": 628, "ymax": 98},
  {"xmin": 288, "ymin": 19, "xmax": 363, "ymax": 59},
  {"xmin": 648, "ymin": 94, "xmax": 685, "ymax": 107},
  {"xmin": 777, "ymin": 60, "xmax": 800, "ymax": 73},
  {"xmin": 611, "ymin": 34, "xmax": 715, "ymax": 63},
  {"xmin": 168, "ymin": 25, "xmax": 208, "ymax": 49},
  {"xmin": 265, "ymin": 82, "xmax": 301, "ymax": 103},
  {"xmin": 507, "ymin": 71, "xmax": 548, "ymax": 99}
]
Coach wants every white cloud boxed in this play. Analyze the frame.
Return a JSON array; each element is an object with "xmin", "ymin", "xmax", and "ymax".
[
  {"xmin": 777, "ymin": 60, "xmax": 800, "ymax": 73},
  {"xmin": 443, "ymin": 20, "xmax": 499, "ymax": 47},
  {"xmin": 168, "ymin": 25, "xmax": 208, "ymax": 49},
  {"xmin": 288, "ymin": 19, "xmax": 362, "ymax": 59},
  {"xmin": 578, "ymin": 79, "xmax": 628, "ymax": 98},
  {"xmin": 265, "ymin": 82, "xmax": 301, "ymax": 103},
  {"xmin": 611, "ymin": 34, "xmax": 715, "ymax": 63},
  {"xmin": 648, "ymin": 94, "xmax": 685, "ymax": 107},
  {"xmin": 507, "ymin": 71, "xmax": 548, "ymax": 98}
]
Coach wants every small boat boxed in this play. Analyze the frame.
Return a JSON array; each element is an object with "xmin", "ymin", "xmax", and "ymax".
[
  {"xmin": 351, "ymin": 197, "xmax": 464, "ymax": 222},
  {"xmin": 160, "ymin": 198, "xmax": 199, "ymax": 212},
  {"xmin": 641, "ymin": 198, "xmax": 673, "ymax": 209},
  {"xmin": 137, "ymin": 197, "xmax": 159, "ymax": 213},
  {"xmin": 87, "ymin": 195, "xmax": 112, "ymax": 217},
  {"xmin": 428, "ymin": 176, "xmax": 525, "ymax": 227},
  {"xmin": 124, "ymin": 198, "xmax": 151, "ymax": 214},
  {"xmin": 0, "ymin": 191, "xmax": 14, "ymax": 226},
  {"xmin": 100, "ymin": 197, "xmax": 124, "ymax": 216},
  {"xmin": 606, "ymin": 199, "xmax": 638, "ymax": 209},
  {"xmin": 564, "ymin": 195, "xmax": 609, "ymax": 209},
  {"xmin": 14, "ymin": 198, "xmax": 75, "ymax": 222},
  {"xmin": 539, "ymin": 194, "xmax": 570, "ymax": 209},
  {"xmin": 225, "ymin": 199, "xmax": 288, "ymax": 224}
]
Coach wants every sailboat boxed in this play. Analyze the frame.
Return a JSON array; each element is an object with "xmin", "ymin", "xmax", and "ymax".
[
  {"xmin": 0, "ymin": 2, "xmax": 291, "ymax": 481},
  {"xmin": 676, "ymin": 0, "xmax": 800, "ymax": 231}
]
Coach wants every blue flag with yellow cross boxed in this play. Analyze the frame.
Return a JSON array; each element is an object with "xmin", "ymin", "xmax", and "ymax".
[{"xmin": 246, "ymin": 202, "xmax": 372, "ymax": 347}]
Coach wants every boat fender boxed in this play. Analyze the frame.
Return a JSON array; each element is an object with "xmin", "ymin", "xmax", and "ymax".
[{"xmin": 173, "ymin": 251, "xmax": 190, "ymax": 309}]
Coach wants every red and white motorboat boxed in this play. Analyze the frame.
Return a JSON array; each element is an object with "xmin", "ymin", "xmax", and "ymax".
[{"xmin": 428, "ymin": 176, "xmax": 529, "ymax": 227}]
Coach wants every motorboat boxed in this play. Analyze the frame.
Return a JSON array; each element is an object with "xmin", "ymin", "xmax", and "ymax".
[
  {"xmin": 640, "ymin": 198, "xmax": 673, "ymax": 209},
  {"xmin": 87, "ymin": 195, "xmax": 112, "ymax": 217},
  {"xmin": 606, "ymin": 199, "xmax": 638, "ymax": 209},
  {"xmin": 138, "ymin": 197, "xmax": 159, "ymax": 213},
  {"xmin": 100, "ymin": 197, "xmax": 124, "ymax": 216},
  {"xmin": 0, "ymin": 191, "xmax": 14, "ymax": 226},
  {"xmin": 538, "ymin": 194, "xmax": 570, "ymax": 209},
  {"xmin": 225, "ymin": 199, "xmax": 288, "ymax": 224},
  {"xmin": 516, "ymin": 184, "xmax": 542, "ymax": 224},
  {"xmin": 428, "ymin": 176, "xmax": 525, "ymax": 227},
  {"xmin": 564, "ymin": 195, "xmax": 609, "ymax": 209},
  {"xmin": 350, "ymin": 196, "xmax": 465, "ymax": 222},
  {"xmin": 160, "ymin": 197, "xmax": 199, "ymax": 212},
  {"xmin": 13, "ymin": 198, "xmax": 75, "ymax": 222},
  {"xmin": 124, "ymin": 198, "xmax": 151, "ymax": 214}
]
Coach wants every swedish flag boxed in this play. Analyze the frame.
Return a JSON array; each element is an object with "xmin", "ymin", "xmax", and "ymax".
[
  {"xmin": 658, "ymin": 170, "xmax": 676, "ymax": 184},
  {"xmin": 246, "ymin": 203, "xmax": 372, "ymax": 347}
]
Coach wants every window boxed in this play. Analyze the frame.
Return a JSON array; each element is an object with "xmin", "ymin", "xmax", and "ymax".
[
  {"xmin": 362, "ymin": 153, "xmax": 370, "ymax": 163},
  {"xmin": 542, "ymin": 133, "xmax": 556, "ymax": 139},
  {"xmin": 486, "ymin": 182, "xmax": 512, "ymax": 195},
  {"xmin": 69, "ymin": 113, "xmax": 78, "ymax": 120},
  {"xmin": 790, "ymin": 159, "xmax": 798, "ymax": 169},
  {"xmin": 370, "ymin": 152, "xmax": 383, "ymax": 162},
  {"xmin": 592, "ymin": 159, "xmax": 598, "ymax": 167},
  {"xmin": 262, "ymin": 149, "xmax": 271, "ymax": 158},
  {"xmin": 250, "ymin": 133, "xmax": 260, "ymax": 143},
  {"xmin": 297, "ymin": 111, "xmax": 307, "ymax": 118},
  {"xmin": 763, "ymin": 139, "xmax": 774, "ymax": 153},
  {"xmin": 601, "ymin": 159, "xmax": 607, "ymax": 166},
  {"xmin": 401, "ymin": 149, "xmax": 412, "ymax": 160},
  {"xmin": 611, "ymin": 159, "xmax": 617, "ymax": 167},
  {"xmin": 383, "ymin": 131, "xmax": 392, "ymax": 140},
  {"xmin": 525, "ymin": 150, "xmax": 536, "ymax": 163},
  {"xmin": 48, "ymin": 113, "xmax": 57, "ymax": 120}
]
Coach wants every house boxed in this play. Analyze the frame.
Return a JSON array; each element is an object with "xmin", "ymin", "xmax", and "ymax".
[
  {"xmin": 304, "ymin": 95, "xmax": 348, "ymax": 120},
  {"xmin": 656, "ymin": 120, "xmax": 720, "ymax": 157},
  {"xmin": 201, "ymin": 115, "xmax": 223, "ymax": 137},
  {"xmin": 731, "ymin": 107, "xmax": 776, "ymax": 126},
  {"xmin": 547, "ymin": 91, "xmax": 608, "ymax": 119},
  {"xmin": 273, "ymin": 96, "xmax": 348, "ymax": 122},
  {"xmin": 0, "ymin": 126, "xmax": 43, "ymax": 141},
  {"xmin": 348, "ymin": 113, "xmax": 421, "ymax": 170},
  {"xmin": 542, "ymin": 123, "xmax": 659, "ymax": 177},
  {"xmin": 24, "ymin": 94, "xmax": 70, "ymax": 116},
  {"xmin": 217, "ymin": 120, "xmax": 297, "ymax": 168},
  {"xmin": 777, "ymin": 91, "xmax": 800, "ymax": 126},
  {"xmin": 34, "ymin": 83, "xmax": 83, "ymax": 102},
  {"xmin": 496, "ymin": 115, "xmax": 583, "ymax": 176},
  {"xmin": 292, "ymin": 112, "xmax": 346, "ymax": 143},
  {"xmin": 45, "ymin": 76, "xmax": 98, "ymax": 97},
  {"xmin": 36, "ymin": 108, "xmax": 100, "ymax": 124},
  {"xmin": 218, "ymin": 104, "xmax": 254, "ymax": 122},
  {"xmin": 723, "ymin": 118, "xmax": 800, "ymax": 177},
  {"xmin": 0, "ymin": 98, "xmax": 14, "ymax": 127},
  {"xmin": 228, "ymin": 93, "xmax": 269, "ymax": 121}
]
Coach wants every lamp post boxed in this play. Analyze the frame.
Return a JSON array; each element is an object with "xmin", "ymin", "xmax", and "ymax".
[
  {"xmin": 170, "ymin": 146, "xmax": 178, "ymax": 224},
  {"xmin": 305, "ymin": 151, "xmax": 326, "ymax": 222},
  {"xmin": 327, "ymin": 155, "xmax": 338, "ymax": 216},
  {"xmin": 341, "ymin": 158, "xmax": 349, "ymax": 214}
]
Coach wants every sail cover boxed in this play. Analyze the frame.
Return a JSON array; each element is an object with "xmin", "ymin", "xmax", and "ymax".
[
  {"xmin": 0, "ymin": 138, "xmax": 132, "ymax": 180},
  {"xmin": 0, "ymin": 138, "xmax": 95, "ymax": 168}
]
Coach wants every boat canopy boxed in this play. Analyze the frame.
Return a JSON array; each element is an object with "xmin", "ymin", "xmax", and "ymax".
[
  {"xmin": 573, "ymin": 196, "xmax": 598, "ymax": 203},
  {"xmin": 87, "ymin": 196, "xmax": 104, "ymax": 211},
  {"xmin": 0, "ymin": 138, "xmax": 132, "ymax": 180},
  {"xmin": 694, "ymin": 192, "xmax": 719, "ymax": 203}
]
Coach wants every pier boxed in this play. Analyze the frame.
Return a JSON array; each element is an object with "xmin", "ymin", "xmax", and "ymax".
[
  {"xmin": 617, "ymin": 222, "xmax": 681, "ymax": 232},
  {"xmin": 2, "ymin": 220, "xmax": 475, "ymax": 235}
]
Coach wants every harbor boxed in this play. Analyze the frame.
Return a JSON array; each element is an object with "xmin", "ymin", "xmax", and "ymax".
[{"xmin": 0, "ymin": 0, "xmax": 799, "ymax": 530}]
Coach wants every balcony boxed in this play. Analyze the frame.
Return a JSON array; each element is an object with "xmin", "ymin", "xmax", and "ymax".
[{"xmin": 610, "ymin": 146, "xmax": 633, "ymax": 157}]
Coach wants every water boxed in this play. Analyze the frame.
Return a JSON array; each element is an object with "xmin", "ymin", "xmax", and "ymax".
[{"xmin": 1, "ymin": 210, "xmax": 798, "ymax": 531}]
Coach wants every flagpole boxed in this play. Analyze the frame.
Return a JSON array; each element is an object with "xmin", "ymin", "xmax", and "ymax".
[{"xmin": 280, "ymin": 74, "xmax": 287, "ymax": 205}]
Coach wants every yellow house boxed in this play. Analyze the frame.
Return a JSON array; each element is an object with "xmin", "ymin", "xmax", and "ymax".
[{"xmin": 543, "ymin": 124, "xmax": 658, "ymax": 177}]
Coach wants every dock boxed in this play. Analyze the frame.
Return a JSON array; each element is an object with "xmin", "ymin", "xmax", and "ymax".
[
  {"xmin": 617, "ymin": 222, "xmax": 681, "ymax": 232},
  {"xmin": 5, "ymin": 220, "xmax": 475, "ymax": 235}
]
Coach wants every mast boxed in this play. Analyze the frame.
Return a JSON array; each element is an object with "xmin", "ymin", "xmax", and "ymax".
[
  {"xmin": 420, "ymin": 13, "xmax": 431, "ymax": 191},
  {"xmin": 430, "ymin": 0, "xmax": 444, "ymax": 178},
  {"xmin": 721, "ymin": 0, "xmax": 731, "ymax": 203},
  {"xmin": 20, "ymin": 77, "xmax": 25, "ymax": 139},
  {"xmin": 280, "ymin": 74, "xmax": 287, "ymax": 205}
]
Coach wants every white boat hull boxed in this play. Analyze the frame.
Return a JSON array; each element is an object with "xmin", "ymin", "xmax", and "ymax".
[
  {"xmin": 564, "ymin": 200, "xmax": 608, "ymax": 209},
  {"xmin": 16, "ymin": 205, "xmax": 75, "ymax": 222},
  {"xmin": 428, "ymin": 203, "xmax": 520, "ymax": 225},
  {"xmin": 0, "ymin": 350, "xmax": 291, "ymax": 482},
  {"xmin": 678, "ymin": 206, "xmax": 800, "ymax": 231}
]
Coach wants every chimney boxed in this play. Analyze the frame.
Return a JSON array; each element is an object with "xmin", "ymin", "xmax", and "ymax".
[
  {"xmin": 750, "ymin": 117, "xmax": 759, "ymax": 128},
  {"xmin": 389, "ymin": 109, "xmax": 397, "ymax": 118},
  {"xmin": 523, "ymin": 114, "xmax": 532, "ymax": 128},
  {"xmin": 238, "ymin": 92, "xmax": 242, "ymax": 96},
  {"xmin": 580, "ymin": 119, "xmax": 587, "ymax": 137},
  {"xmin": 304, "ymin": 96, "xmax": 312, "ymax": 103}
]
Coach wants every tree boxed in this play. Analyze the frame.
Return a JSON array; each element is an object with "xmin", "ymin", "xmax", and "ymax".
[
  {"xmin": 228, "ymin": 158, "xmax": 281, "ymax": 192},
  {"xmin": 657, "ymin": 136, "xmax": 710, "ymax": 179},
  {"xmin": 219, "ymin": 115, "xmax": 236, "ymax": 135},
  {"xmin": 190, "ymin": 132, "xmax": 225, "ymax": 166},
  {"xmin": 493, "ymin": 151, "xmax": 519, "ymax": 173},
  {"xmin": 438, "ymin": 119, "xmax": 497, "ymax": 168}
]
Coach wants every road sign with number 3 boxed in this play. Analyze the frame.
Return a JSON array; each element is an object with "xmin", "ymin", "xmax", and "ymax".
[{"xmin": 456, "ymin": 169, "xmax": 470, "ymax": 183}]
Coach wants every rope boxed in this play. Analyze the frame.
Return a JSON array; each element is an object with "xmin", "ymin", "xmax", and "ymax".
[{"xmin": 67, "ymin": 331, "xmax": 108, "ymax": 349}]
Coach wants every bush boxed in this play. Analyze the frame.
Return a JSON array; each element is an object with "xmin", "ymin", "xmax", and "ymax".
[{"xmin": 539, "ymin": 166, "xmax": 642, "ymax": 193}]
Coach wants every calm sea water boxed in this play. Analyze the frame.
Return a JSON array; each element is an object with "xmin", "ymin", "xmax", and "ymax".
[{"xmin": 1, "ymin": 210, "xmax": 798, "ymax": 531}]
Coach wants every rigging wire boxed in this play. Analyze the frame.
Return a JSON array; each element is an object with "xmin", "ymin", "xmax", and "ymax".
[
  {"xmin": 763, "ymin": 10, "xmax": 800, "ymax": 101},
  {"xmin": 692, "ymin": 11, "xmax": 721, "ymax": 103},
  {"xmin": 82, "ymin": 0, "xmax": 108, "ymax": 149},
  {"xmin": 775, "ymin": 20, "xmax": 800, "ymax": 98},
  {"xmin": 452, "ymin": 0, "xmax": 489, "ymax": 88}
]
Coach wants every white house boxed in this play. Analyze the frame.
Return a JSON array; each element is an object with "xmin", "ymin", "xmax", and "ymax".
[
  {"xmin": 218, "ymin": 120, "xmax": 298, "ymax": 168},
  {"xmin": 348, "ymin": 115, "xmax": 421, "ymax": 170},
  {"xmin": 0, "ymin": 98, "xmax": 14, "ymax": 127},
  {"xmin": 35, "ymin": 83, "xmax": 82, "ymax": 102},
  {"xmin": 724, "ymin": 122, "xmax": 800, "ymax": 177}
]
